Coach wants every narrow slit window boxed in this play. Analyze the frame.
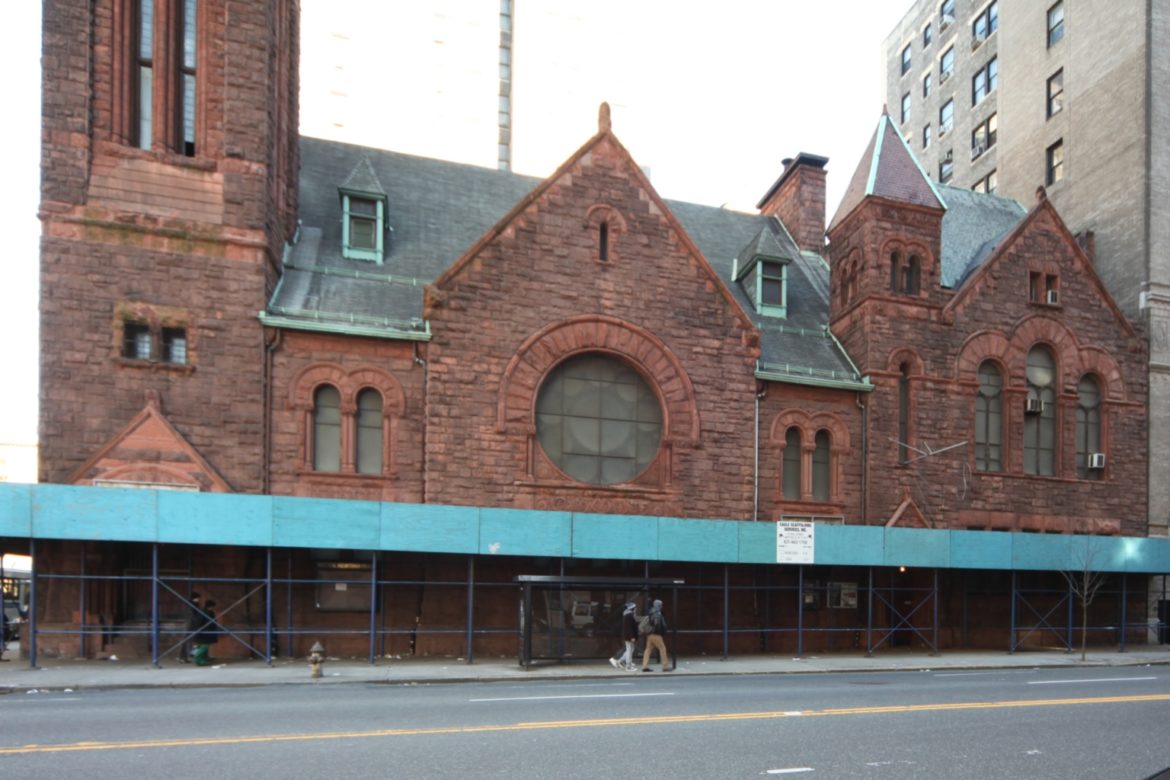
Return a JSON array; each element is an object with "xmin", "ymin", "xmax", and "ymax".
[
  {"xmin": 599, "ymin": 222, "xmax": 609, "ymax": 262},
  {"xmin": 137, "ymin": 0, "xmax": 154, "ymax": 149}
]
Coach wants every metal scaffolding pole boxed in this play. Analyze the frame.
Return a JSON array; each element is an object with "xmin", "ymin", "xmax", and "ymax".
[
  {"xmin": 722, "ymin": 564, "xmax": 729, "ymax": 661},
  {"xmin": 1120, "ymin": 574, "xmax": 1128, "ymax": 653},
  {"xmin": 29, "ymin": 538, "xmax": 37, "ymax": 668},
  {"xmin": 466, "ymin": 556, "xmax": 475, "ymax": 664},
  {"xmin": 151, "ymin": 543, "xmax": 160, "ymax": 669},
  {"xmin": 932, "ymin": 568, "xmax": 940, "ymax": 657},
  {"xmin": 368, "ymin": 552, "xmax": 378, "ymax": 666},
  {"xmin": 1010, "ymin": 570, "xmax": 1017, "ymax": 653},
  {"xmin": 1067, "ymin": 576, "xmax": 1074, "ymax": 652},
  {"xmin": 866, "ymin": 567, "xmax": 874, "ymax": 657},
  {"xmin": 797, "ymin": 565, "xmax": 804, "ymax": 658},
  {"xmin": 265, "ymin": 547, "xmax": 273, "ymax": 666},
  {"xmin": 79, "ymin": 543, "xmax": 87, "ymax": 659}
]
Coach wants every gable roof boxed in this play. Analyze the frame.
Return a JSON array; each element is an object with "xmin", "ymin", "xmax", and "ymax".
[
  {"xmin": 271, "ymin": 131, "xmax": 866, "ymax": 388},
  {"xmin": 829, "ymin": 113, "xmax": 946, "ymax": 232},
  {"xmin": 937, "ymin": 184, "xmax": 1027, "ymax": 288},
  {"xmin": 339, "ymin": 157, "xmax": 387, "ymax": 197}
]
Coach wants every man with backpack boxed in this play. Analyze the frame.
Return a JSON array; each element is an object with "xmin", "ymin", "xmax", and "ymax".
[{"xmin": 641, "ymin": 599, "xmax": 671, "ymax": 672}]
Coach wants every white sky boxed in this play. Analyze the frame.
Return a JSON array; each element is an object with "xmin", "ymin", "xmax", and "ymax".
[{"xmin": 4, "ymin": 1, "xmax": 909, "ymax": 451}]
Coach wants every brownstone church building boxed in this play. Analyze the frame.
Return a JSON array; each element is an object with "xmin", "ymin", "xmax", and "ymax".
[{"xmin": 27, "ymin": 0, "xmax": 1154, "ymax": 662}]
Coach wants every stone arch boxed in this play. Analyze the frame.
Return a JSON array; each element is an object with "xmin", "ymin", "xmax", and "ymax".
[
  {"xmin": 885, "ymin": 347, "xmax": 925, "ymax": 376},
  {"xmin": 955, "ymin": 331, "xmax": 1013, "ymax": 380},
  {"xmin": 769, "ymin": 409, "xmax": 811, "ymax": 447},
  {"xmin": 809, "ymin": 413, "xmax": 851, "ymax": 453},
  {"xmin": 1009, "ymin": 315, "xmax": 1079, "ymax": 388},
  {"xmin": 348, "ymin": 367, "xmax": 407, "ymax": 416},
  {"xmin": 497, "ymin": 315, "xmax": 699, "ymax": 445},
  {"xmin": 1075, "ymin": 347, "xmax": 1127, "ymax": 403},
  {"xmin": 290, "ymin": 363, "xmax": 350, "ymax": 411}
]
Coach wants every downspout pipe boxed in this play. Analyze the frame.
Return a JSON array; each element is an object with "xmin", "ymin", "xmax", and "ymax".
[
  {"xmin": 413, "ymin": 342, "xmax": 428, "ymax": 502},
  {"xmin": 754, "ymin": 380, "xmax": 768, "ymax": 521}
]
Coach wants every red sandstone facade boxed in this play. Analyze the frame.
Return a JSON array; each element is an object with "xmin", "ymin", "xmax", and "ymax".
[{"xmin": 29, "ymin": 2, "xmax": 1150, "ymax": 661}]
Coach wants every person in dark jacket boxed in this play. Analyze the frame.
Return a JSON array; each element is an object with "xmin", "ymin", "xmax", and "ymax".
[
  {"xmin": 641, "ymin": 599, "xmax": 670, "ymax": 672},
  {"xmin": 609, "ymin": 601, "xmax": 639, "ymax": 671},
  {"xmin": 179, "ymin": 591, "xmax": 201, "ymax": 663},
  {"xmin": 192, "ymin": 598, "xmax": 219, "ymax": 666}
]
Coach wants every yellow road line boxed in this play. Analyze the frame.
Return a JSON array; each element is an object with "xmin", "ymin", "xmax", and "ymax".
[{"xmin": 3, "ymin": 693, "xmax": 1170, "ymax": 755}]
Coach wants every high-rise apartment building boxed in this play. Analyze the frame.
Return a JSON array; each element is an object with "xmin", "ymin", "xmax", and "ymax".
[{"xmin": 884, "ymin": 0, "xmax": 1170, "ymax": 536}]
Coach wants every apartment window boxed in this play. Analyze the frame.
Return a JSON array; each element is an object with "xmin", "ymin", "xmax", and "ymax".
[
  {"xmin": 1023, "ymin": 346, "xmax": 1057, "ymax": 476},
  {"xmin": 939, "ymin": 99, "xmax": 954, "ymax": 134},
  {"xmin": 1046, "ymin": 139, "xmax": 1064, "ymax": 185},
  {"xmin": 313, "ymin": 385, "xmax": 342, "ymax": 472},
  {"xmin": 123, "ymin": 323, "xmax": 153, "ymax": 360},
  {"xmin": 940, "ymin": 0, "xmax": 955, "ymax": 27},
  {"xmin": 973, "ymin": 169, "xmax": 998, "ymax": 194},
  {"xmin": 341, "ymin": 194, "xmax": 385, "ymax": 262},
  {"xmin": 901, "ymin": 92, "xmax": 911, "ymax": 123},
  {"xmin": 971, "ymin": 113, "xmax": 997, "ymax": 158},
  {"xmin": 1075, "ymin": 376, "xmax": 1102, "ymax": 480},
  {"xmin": 939, "ymin": 156, "xmax": 954, "ymax": 183},
  {"xmin": 355, "ymin": 388, "xmax": 383, "ymax": 475},
  {"xmin": 121, "ymin": 321, "xmax": 188, "ymax": 364},
  {"xmin": 812, "ymin": 430, "xmax": 830, "ymax": 501},
  {"xmin": 923, "ymin": 124, "xmax": 932, "ymax": 150},
  {"xmin": 1029, "ymin": 271, "xmax": 1060, "ymax": 304},
  {"xmin": 973, "ymin": 1, "xmax": 998, "ymax": 41},
  {"xmin": 1047, "ymin": 2, "xmax": 1064, "ymax": 47},
  {"xmin": 940, "ymin": 47, "xmax": 954, "ymax": 81},
  {"xmin": 972, "ymin": 56, "xmax": 998, "ymax": 104},
  {"xmin": 759, "ymin": 261, "xmax": 788, "ymax": 316},
  {"xmin": 131, "ymin": 0, "xmax": 198, "ymax": 155},
  {"xmin": 901, "ymin": 43, "xmax": 912, "ymax": 75},
  {"xmin": 975, "ymin": 360, "xmax": 1003, "ymax": 472},
  {"xmin": 923, "ymin": 23, "xmax": 933, "ymax": 47},
  {"xmin": 162, "ymin": 327, "xmax": 188, "ymax": 365},
  {"xmin": 923, "ymin": 72, "xmax": 932, "ymax": 98},
  {"xmin": 1047, "ymin": 69, "xmax": 1064, "ymax": 118},
  {"xmin": 783, "ymin": 427, "xmax": 801, "ymax": 500}
]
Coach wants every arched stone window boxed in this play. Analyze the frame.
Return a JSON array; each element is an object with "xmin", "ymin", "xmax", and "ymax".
[
  {"xmin": 1076, "ymin": 375, "xmax": 1102, "ymax": 480},
  {"xmin": 1024, "ymin": 345, "xmax": 1057, "ymax": 475},
  {"xmin": 903, "ymin": 254, "xmax": 922, "ymax": 294},
  {"xmin": 889, "ymin": 251, "xmax": 902, "ymax": 293},
  {"xmin": 898, "ymin": 362, "xmax": 912, "ymax": 463},
  {"xmin": 975, "ymin": 360, "xmax": 1003, "ymax": 472},
  {"xmin": 313, "ymin": 385, "xmax": 342, "ymax": 472},
  {"xmin": 355, "ymin": 388, "xmax": 383, "ymax": 475},
  {"xmin": 535, "ymin": 353, "xmax": 663, "ymax": 485},
  {"xmin": 812, "ymin": 430, "xmax": 830, "ymax": 501},
  {"xmin": 782, "ymin": 427, "xmax": 802, "ymax": 500}
]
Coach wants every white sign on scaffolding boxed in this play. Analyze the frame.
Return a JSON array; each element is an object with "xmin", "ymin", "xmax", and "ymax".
[{"xmin": 776, "ymin": 520, "xmax": 815, "ymax": 564}]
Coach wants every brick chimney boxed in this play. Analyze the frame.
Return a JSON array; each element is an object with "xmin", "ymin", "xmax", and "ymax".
[{"xmin": 756, "ymin": 153, "xmax": 828, "ymax": 253}]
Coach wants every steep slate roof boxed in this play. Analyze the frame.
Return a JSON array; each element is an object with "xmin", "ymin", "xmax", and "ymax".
[
  {"xmin": 937, "ymin": 184, "xmax": 1028, "ymax": 288},
  {"xmin": 271, "ymin": 135, "xmax": 864, "ymax": 387},
  {"xmin": 829, "ymin": 113, "xmax": 945, "ymax": 231}
]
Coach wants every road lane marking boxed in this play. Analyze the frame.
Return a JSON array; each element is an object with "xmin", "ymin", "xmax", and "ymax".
[
  {"xmin": 765, "ymin": 768, "xmax": 814, "ymax": 774},
  {"xmin": 469, "ymin": 692, "xmax": 675, "ymax": 702},
  {"xmin": 3, "ymin": 693, "xmax": 1169, "ymax": 756},
  {"xmin": 1027, "ymin": 676, "xmax": 1157, "ymax": 685}
]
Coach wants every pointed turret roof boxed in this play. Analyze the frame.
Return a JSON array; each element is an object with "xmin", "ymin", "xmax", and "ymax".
[{"xmin": 828, "ymin": 112, "xmax": 946, "ymax": 231}]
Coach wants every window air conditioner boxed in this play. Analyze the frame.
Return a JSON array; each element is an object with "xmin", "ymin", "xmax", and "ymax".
[
  {"xmin": 1088, "ymin": 452, "xmax": 1106, "ymax": 469},
  {"xmin": 939, "ymin": 125, "xmax": 948, "ymax": 138},
  {"xmin": 943, "ymin": 149, "xmax": 954, "ymax": 162},
  {"xmin": 971, "ymin": 142, "xmax": 985, "ymax": 159},
  {"xmin": 1025, "ymin": 397, "xmax": 1044, "ymax": 414},
  {"xmin": 941, "ymin": 14, "xmax": 955, "ymax": 30},
  {"xmin": 940, "ymin": 70, "xmax": 951, "ymax": 83},
  {"xmin": 972, "ymin": 36, "xmax": 984, "ymax": 50},
  {"xmin": 1046, "ymin": 289, "xmax": 1059, "ymax": 305}
]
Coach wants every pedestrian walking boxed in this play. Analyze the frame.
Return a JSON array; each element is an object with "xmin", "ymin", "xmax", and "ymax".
[
  {"xmin": 641, "ymin": 599, "xmax": 670, "ymax": 672},
  {"xmin": 609, "ymin": 601, "xmax": 639, "ymax": 671}
]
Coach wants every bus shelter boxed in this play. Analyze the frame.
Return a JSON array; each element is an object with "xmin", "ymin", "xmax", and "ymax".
[{"xmin": 516, "ymin": 575, "xmax": 683, "ymax": 668}]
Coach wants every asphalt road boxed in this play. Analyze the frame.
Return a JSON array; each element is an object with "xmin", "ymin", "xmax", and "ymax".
[{"xmin": 2, "ymin": 666, "xmax": 1169, "ymax": 778}]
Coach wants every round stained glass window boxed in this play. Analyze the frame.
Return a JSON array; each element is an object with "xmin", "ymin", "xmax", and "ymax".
[{"xmin": 535, "ymin": 354, "xmax": 663, "ymax": 485}]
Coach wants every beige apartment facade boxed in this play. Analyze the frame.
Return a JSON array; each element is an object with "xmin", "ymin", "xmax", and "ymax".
[{"xmin": 884, "ymin": 0, "xmax": 1170, "ymax": 543}]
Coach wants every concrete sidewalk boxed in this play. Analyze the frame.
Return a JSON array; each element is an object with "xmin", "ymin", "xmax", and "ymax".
[{"xmin": 4, "ymin": 646, "xmax": 1170, "ymax": 692}]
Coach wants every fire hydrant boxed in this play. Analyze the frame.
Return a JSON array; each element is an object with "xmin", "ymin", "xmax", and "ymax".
[{"xmin": 309, "ymin": 641, "xmax": 325, "ymax": 679}]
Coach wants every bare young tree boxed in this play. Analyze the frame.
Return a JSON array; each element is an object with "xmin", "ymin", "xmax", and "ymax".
[{"xmin": 1060, "ymin": 538, "xmax": 1109, "ymax": 661}]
